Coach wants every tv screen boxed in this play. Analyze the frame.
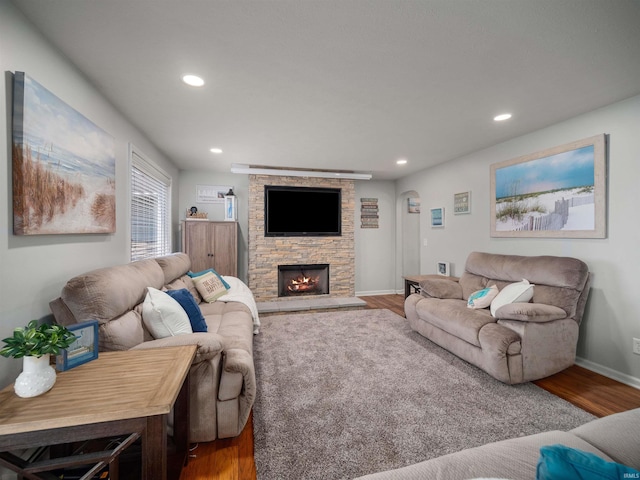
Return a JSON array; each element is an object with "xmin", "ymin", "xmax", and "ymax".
[{"xmin": 265, "ymin": 186, "xmax": 342, "ymax": 237}]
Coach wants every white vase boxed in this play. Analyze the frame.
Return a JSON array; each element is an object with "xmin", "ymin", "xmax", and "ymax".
[{"xmin": 14, "ymin": 354, "xmax": 57, "ymax": 398}]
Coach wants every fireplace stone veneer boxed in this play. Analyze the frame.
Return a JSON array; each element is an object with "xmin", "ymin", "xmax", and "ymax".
[{"xmin": 248, "ymin": 174, "xmax": 355, "ymax": 302}]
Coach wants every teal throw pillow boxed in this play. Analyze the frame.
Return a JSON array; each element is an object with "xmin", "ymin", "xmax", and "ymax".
[
  {"xmin": 467, "ymin": 284, "xmax": 499, "ymax": 309},
  {"xmin": 165, "ymin": 288, "xmax": 208, "ymax": 332},
  {"xmin": 537, "ymin": 444, "xmax": 640, "ymax": 480},
  {"xmin": 188, "ymin": 268, "xmax": 231, "ymax": 289}
]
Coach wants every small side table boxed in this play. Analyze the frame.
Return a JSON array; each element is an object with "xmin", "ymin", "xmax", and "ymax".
[
  {"xmin": 0, "ymin": 345, "xmax": 196, "ymax": 480},
  {"xmin": 403, "ymin": 274, "xmax": 460, "ymax": 298}
]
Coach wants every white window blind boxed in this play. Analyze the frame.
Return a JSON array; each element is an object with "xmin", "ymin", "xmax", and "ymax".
[{"xmin": 130, "ymin": 150, "xmax": 171, "ymax": 260}]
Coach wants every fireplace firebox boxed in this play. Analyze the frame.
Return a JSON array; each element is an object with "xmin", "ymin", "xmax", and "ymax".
[{"xmin": 278, "ymin": 264, "xmax": 330, "ymax": 297}]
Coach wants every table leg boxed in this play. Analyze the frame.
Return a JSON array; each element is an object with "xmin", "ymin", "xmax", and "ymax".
[{"xmin": 143, "ymin": 415, "xmax": 167, "ymax": 480}]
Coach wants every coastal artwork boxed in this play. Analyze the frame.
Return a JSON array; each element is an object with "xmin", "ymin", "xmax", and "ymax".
[
  {"xmin": 490, "ymin": 134, "xmax": 606, "ymax": 238},
  {"xmin": 12, "ymin": 72, "xmax": 115, "ymax": 235}
]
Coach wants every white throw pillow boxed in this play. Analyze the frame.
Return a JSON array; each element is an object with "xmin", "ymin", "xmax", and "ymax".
[
  {"xmin": 490, "ymin": 279, "xmax": 534, "ymax": 317},
  {"xmin": 142, "ymin": 287, "xmax": 193, "ymax": 338}
]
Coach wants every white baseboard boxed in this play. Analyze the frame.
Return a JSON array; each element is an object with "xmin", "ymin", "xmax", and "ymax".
[
  {"xmin": 575, "ymin": 357, "xmax": 640, "ymax": 390},
  {"xmin": 355, "ymin": 289, "xmax": 398, "ymax": 297}
]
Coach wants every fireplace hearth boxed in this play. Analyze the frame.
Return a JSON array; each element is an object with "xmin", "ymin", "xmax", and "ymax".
[{"xmin": 278, "ymin": 264, "xmax": 329, "ymax": 297}]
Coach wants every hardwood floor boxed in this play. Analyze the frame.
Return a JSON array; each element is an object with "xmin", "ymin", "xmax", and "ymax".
[{"xmin": 180, "ymin": 294, "xmax": 640, "ymax": 480}]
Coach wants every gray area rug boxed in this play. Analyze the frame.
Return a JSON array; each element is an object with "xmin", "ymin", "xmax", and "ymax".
[{"xmin": 253, "ymin": 309, "xmax": 595, "ymax": 480}]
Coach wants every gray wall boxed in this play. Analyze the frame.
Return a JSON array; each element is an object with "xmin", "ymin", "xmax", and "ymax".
[
  {"xmin": 396, "ymin": 94, "xmax": 640, "ymax": 386},
  {"xmin": 0, "ymin": 1, "xmax": 179, "ymax": 389},
  {"xmin": 354, "ymin": 180, "xmax": 396, "ymax": 295}
]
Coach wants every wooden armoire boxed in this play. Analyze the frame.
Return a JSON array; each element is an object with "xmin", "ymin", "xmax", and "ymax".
[{"xmin": 181, "ymin": 220, "xmax": 238, "ymax": 276}]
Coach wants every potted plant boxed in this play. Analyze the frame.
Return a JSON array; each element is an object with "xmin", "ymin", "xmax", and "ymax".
[{"xmin": 1, "ymin": 320, "xmax": 76, "ymax": 398}]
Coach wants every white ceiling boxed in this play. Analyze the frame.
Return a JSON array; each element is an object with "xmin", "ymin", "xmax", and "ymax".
[{"xmin": 12, "ymin": 0, "xmax": 640, "ymax": 180}]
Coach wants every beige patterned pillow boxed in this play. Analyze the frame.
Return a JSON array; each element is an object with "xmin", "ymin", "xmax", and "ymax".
[{"xmin": 193, "ymin": 271, "xmax": 228, "ymax": 303}]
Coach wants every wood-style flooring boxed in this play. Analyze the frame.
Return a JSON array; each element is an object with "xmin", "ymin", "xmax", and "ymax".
[{"xmin": 179, "ymin": 294, "xmax": 640, "ymax": 480}]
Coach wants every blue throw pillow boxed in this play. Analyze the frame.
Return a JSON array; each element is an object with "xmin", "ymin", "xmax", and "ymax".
[
  {"xmin": 165, "ymin": 288, "xmax": 208, "ymax": 332},
  {"xmin": 188, "ymin": 268, "xmax": 231, "ymax": 290},
  {"xmin": 537, "ymin": 444, "xmax": 640, "ymax": 480}
]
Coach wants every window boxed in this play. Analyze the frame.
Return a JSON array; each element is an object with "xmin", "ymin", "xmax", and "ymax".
[{"xmin": 130, "ymin": 147, "xmax": 171, "ymax": 260}]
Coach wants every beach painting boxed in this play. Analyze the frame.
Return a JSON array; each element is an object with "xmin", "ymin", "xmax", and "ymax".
[
  {"xmin": 12, "ymin": 72, "xmax": 116, "ymax": 235},
  {"xmin": 490, "ymin": 134, "xmax": 606, "ymax": 238}
]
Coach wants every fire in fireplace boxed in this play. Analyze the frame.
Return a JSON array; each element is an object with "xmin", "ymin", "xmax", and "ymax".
[{"xmin": 278, "ymin": 264, "xmax": 329, "ymax": 297}]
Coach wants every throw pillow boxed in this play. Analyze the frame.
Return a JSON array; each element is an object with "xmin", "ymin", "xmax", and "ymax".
[
  {"xmin": 536, "ymin": 444, "xmax": 640, "ymax": 480},
  {"xmin": 467, "ymin": 284, "xmax": 499, "ymax": 309},
  {"xmin": 188, "ymin": 268, "xmax": 231, "ymax": 289},
  {"xmin": 165, "ymin": 288, "xmax": 208, "ymax": 332},
  {"xmin": 193, "ymin": 271, "xmax": 229, "ymax": 303},
  {"xmin": 490, "ymin": 279, "xmax": 534, "ymax": 317},
  {"xmin": 142, "ymin": 287, "xmax": 193, "ymax": 339}
]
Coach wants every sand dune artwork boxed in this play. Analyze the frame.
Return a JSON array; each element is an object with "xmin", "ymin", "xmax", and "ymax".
[
  {"xmin": 12, "ymin": 72, "xmax": 115, "ymax": 235},
  {"xmin": 490, "ymin": 134, "xmax": 607, "ymax": 239}
]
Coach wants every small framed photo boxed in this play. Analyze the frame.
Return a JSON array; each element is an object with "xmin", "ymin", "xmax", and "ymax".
[
  {"xmin": 437, "ymin": 261, "xmax": 450, "ymax": 276},
  {"xmin": 408, "ymin": 197, "xmax": 421, "ymax": 213},
  {"xmin": 56, "ymin": 320, "xmax": 99, "ymax": 371},
  {"xmin": 430, "ymin": 207, "xmax": 445, "ymax": 228},
  {"xmin": 454, "ymin": 191, "xmax": 471, "ymax": 214}
]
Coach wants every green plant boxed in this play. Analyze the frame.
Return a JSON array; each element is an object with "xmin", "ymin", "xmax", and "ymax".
[{"xmin": 0, "ymin": 320, "xmax": 76, "ymax": 358}]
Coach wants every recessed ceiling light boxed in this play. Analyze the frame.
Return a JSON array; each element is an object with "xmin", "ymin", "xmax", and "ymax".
[
  {"xmin": 182, "ymin": 74, "xmax": 205, "ymax": 87},
  {"xmin": 494, "ymin": 113, "xmax": 512, "ymax": 122},
  {"xmin": 396, "ymin": 159, "xmax": 408, "ymax": 165},
  {"xmin": 210, "ymin": 148, "xmax": 223, "ymax": 154}
]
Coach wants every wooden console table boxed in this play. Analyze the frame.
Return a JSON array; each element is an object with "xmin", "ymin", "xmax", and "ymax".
[
  {"xmin": 403, "ymin": 274, "xmax": 460, "ymax": 298},
  {"xmin": 0, "ymin": 345, "xmax": 196, "ymax": 480}
]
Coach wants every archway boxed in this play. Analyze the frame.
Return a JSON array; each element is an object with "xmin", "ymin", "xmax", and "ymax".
[{"xmin": 396, "ymin": 190, "xmax": 421, "ymax": 292}]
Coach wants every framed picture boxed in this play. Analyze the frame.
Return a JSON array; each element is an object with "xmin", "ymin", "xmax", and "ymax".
[
  {"xmin": 56, "ymin": 320, "xmax": 99, "ymax": 371},
  {"xmin": 196, "ymin": 185, "xmax": 233, "ymax": 204},
  {"xmin": 408, "ymin": 197, "xmax": 421, "ymax": 213},
  {"xmin": 430, "ymin": 207, "xmax": 444, "ymax": 228},
  {"xmin": 437, "ymin": 261, "xmax": 450, "ymax": 276},
  {"xmin": 12, "ymin": 72, "xmax": 115, "ymax": 235},
  {"xmin": 491, "ymin": 134, "xmax": 606, "ymax": 238},
  {"xmin": 454, "ymin": 191, "xmax": 471, "ymax": 214}
]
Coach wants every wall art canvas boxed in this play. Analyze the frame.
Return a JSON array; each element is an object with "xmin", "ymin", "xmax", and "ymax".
[
  {"xmin": 408, "ymin": 197, "xmax": 420, "ymax": 213},
  {"xmin": 196, "ymin": 185, "xmax": 232, "ymax": 203},
  {"xmin": 430, "ymin": 207, "xmax": 444, "ymax": 228},
  {"xmin": 454, "ymin": 191, "xmax": 471, "ymax": 214},
  {"xmin": 490, "ymin": 134, "xmax": 606, "ymax": 238},
  {"xmin": 12, "ymin": 72, "xmax": 115, "ymax": 235}
]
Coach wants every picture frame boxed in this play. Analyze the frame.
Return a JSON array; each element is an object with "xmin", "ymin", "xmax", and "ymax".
[
  {"xmin": 454, "ymin": 191, "xmax": 471, "ymax": 215},
  {"xmin": 12, "ymin": 72, "xmax": 116, "ymax": 235},
  {"xmin": 437, "ymin": 261, "xmax": 450, "ymax": 276},
  {"xmin": 408, "ymin": 197, "xmax": 421, "ymax": 213},
  {"xmin": 430, "ymin": 207, "xmax": 444, "ymax": 228},
  {"xmin": 56, "ymin": 320, "xmax": 99, "ymax": 371},
  {"xmin": 490, "ymin": 134, "xmax": 606, "ymax": 238},
  {"xmin": 196, "ymin": 185, "xmax": 233, "ymax": 204}
]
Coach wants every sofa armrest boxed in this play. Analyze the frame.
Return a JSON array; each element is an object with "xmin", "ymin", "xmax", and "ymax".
[
  {"xmin": 130, "ymin": 332, "xmax": 224, "ymax": 363},
  {"xmin": 494, "ymin": 303, "xmax": 567, "ymax": 323},
  {"xmin": 419, "ymin": 278, "xmax": 463, "ymax": 300}
]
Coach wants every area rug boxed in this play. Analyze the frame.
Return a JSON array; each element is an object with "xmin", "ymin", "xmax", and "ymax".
[{"xmin": 253, "ymin": 309, "xmax": 595, "ymax": 480}]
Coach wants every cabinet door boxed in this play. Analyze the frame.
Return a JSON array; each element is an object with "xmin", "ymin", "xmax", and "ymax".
[
  {"xmin": 212, "ymin": 222, "xmax": 237, "ymax": 276},
  {"xmin": 183, "ymin": 221, "xmax": 214, "ymax": 272}
]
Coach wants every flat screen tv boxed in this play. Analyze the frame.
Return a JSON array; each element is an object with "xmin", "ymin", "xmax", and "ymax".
[{"xmin": 265, "ymin": 185, "xmax": 341, "ymax": 237}]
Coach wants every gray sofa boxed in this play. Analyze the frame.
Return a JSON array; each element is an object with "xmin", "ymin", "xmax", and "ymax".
[
  {"xmin": 49, "ymin": 252, "xmax": 257, "ymax": 442},
  {"xmin": 355, "ymin": 407, "xmax": 640, "ymax": 480},
  {"xmin": 405, "ymin": 252, "xmax": 591, "ymax": 384}
]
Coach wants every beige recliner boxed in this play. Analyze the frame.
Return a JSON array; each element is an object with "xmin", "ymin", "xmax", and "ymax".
[
  {"xmin": 405, "ymin": 252, "xmax": 591, "ymax": 384},
  {"xmin": 49, "ymin": 253, "xmax": 256, "ymax": 442}
]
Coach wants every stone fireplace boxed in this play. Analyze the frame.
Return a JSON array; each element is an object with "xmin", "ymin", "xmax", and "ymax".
[
  {"xmin": 248, "ymin": 174, "xmax": 355, "ymax": 302},
  {"xmin": 278, "ymin": 264, "xmax": 330, "ymax": 297}
]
